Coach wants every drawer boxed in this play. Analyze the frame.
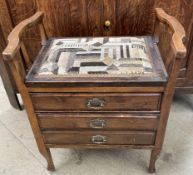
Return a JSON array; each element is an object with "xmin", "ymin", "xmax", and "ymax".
[
  {"xmin": 38, "ymin": 113, "xmax": 159, "ymax": 131},
  {"xmin": 43, "ymin": 131, "xmax": 155, "ymax": 145},
  {"xmin": 31, "ymin": 93, "xmax": 161, "ymax": 112}
]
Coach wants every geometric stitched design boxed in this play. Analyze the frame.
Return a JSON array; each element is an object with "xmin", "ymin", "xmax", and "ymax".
[{"xmin": 37, "ymin": 37, "xmax": 153, "ymax": 77}]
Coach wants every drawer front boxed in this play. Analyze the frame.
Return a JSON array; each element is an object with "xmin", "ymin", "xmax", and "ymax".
[
  {"xmin": 43, "ymin": 131, "xmax": 155, "ymax": 145},
  {"xmin": 31, "ymin": 93, "xmax": 161, "ymax": 111},
  {"xmin": 38, "ymin": 113, "xmax": 158, "ymax": 131}
]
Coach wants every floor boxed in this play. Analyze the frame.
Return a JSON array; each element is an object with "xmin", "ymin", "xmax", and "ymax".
[{"xmin": 0, "ymin": 78, "xmax": 193, "ymax": 175}]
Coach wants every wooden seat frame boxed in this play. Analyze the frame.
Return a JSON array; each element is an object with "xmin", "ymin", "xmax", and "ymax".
[{"xmin": 2, "ymin": 8, "xmax": 186, "ymax": 173}]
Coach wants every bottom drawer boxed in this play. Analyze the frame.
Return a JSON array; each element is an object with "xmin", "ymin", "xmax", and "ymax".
[{"xmin": 43, "ymin": 131, "xmax": 155, "ymax": 145}]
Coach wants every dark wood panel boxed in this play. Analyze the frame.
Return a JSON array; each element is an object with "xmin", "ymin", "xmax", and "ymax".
[
  {"xmin": 86, "ymin": 0, "xmax": 103, "ymax": 36},
  {"xmin": 43, "ymin": 130, "xmax": 155, "ymax": 145},
  {"xmin": 116, "ymin": 0, "xmax": 155, "ymax": 36},
  {"xmin": 6, "ymin": 0, "xmax": 37, "ymax": 25},
  {"xmin": 68, "ymin": 0, "xmax": 88, "ymax": 36},
  {"xmin": 0, "ymin": 0, "xmax": 14, "ymax": 37},
  {"xmin": 38, "ymin": 113, "xmax": 159, "ymax": 131},
  {"xmin": 31, "ymin": 93, "xmax": 161, "ymax": 112},
  {"xmin": 36, "ymin": 0, "xmax": 72, "ymax": 37}
]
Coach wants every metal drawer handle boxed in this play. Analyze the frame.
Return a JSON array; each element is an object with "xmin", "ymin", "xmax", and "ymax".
[
  {"xmin": 89, "ymin": 119, "xmax": 106, "ymax": 129},
  {"xmin": 86, "ymin": 98, "xmax": 105, "ymax": 110},
  {"xmin": 92, "ymin": 135, "xmax": 107, "ymax": 144}
]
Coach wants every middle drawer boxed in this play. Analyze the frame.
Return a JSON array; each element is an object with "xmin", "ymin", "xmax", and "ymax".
[{"xmin": 38, "ymin": 113, "xmax": 159, "ymax": 131}]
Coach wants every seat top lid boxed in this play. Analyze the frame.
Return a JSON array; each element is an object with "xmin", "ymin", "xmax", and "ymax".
[{"xmin": 26, "ymin": 36, "xmax": 168, "ymax": 87}]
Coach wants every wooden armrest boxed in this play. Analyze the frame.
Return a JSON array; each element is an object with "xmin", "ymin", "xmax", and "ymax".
[
  {"xmin": 3, "ymin": 11, "xmax": 44, "ymax": 61},
  {"xmin": 155, "ymin": 8, "xmax": 186, "ymax": 59}
]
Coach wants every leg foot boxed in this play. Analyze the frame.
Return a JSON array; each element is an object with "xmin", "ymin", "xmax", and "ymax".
[
  {"xmin": 149, "ymin": 149, "xmax": 160, "ymax": 173},
  {"xmin": 47, "ymin": 162, "xmax": 55, "ymax": 172},
  {"xmin": 40, "ymin": 148, "xmax": 55, "ymax": 171},
  {"xmin": 46, "ymin": 148, "xmax": 55, "ymax": 171},
  {"xmin": 149, "ymin": 166, "xmax": 156, "ymax": 174}
]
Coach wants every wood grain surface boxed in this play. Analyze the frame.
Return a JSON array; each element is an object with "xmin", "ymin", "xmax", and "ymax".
[
  {"xmin": 43, "ymin": 130, "xmax": 155, "ymax": 145},
  {"xmin": 38, "ymin": 113, "xmax": 159, "ymax": 131},
  {"xmin": 31, "ymin": 93, "xmax": 161, "ymax": 112}
]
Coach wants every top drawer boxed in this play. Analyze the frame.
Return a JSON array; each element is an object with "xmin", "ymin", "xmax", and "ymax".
[{"xmin": 31, "ymin": 93, "xmax": 161, "ymax": 112}]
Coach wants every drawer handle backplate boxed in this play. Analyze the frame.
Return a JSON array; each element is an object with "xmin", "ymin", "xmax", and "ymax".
[
  {"xmin": 86, "ymin": 98, "xmax": 106, "ymax": 110},
  {"xmin": 92, "ymin": 135, "xmax": 107, "ymax": 144},
  {"xmin": 89, "ymin": 119, "xmax": 106, "ymax": 129}
]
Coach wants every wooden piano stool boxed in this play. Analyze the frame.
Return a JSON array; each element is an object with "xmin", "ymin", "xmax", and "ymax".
[{"xmin": 2, "ymin": 8, "xmax": 186, "ymax": 173}]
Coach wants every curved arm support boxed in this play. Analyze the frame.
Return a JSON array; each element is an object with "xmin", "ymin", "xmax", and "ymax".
[
  {"xmin": 155, "ymin": 8, "xmax": 186, "ymax": 59},
  {"xmin": 3, "ymin": 11, "xmax": 44, "ymax": 61}
]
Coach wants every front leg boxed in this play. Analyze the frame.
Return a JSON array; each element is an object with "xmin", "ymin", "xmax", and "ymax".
[
  {"xmin": 40, "ymin": 147, "xmax": 55, "ymax": 171},
  {"xmin": 149, "ymin": 148, "xmax": 161, "ymax": 173}
]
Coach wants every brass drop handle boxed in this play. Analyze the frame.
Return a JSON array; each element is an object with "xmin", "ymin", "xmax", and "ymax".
[
  {"xmin": 86, "ymin": 98, "xmax": 106, "ymax": 110},
  {"xmin": 92, "ymin": 135, "xmax": 107, "ymax": 144},
  {"xmin": 89, "ymin": 119, "xmax": 106, "ymax": 129},
  {"xmin": 104, "ymin": 20, "xmax": 111, "ymax": 27}
]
